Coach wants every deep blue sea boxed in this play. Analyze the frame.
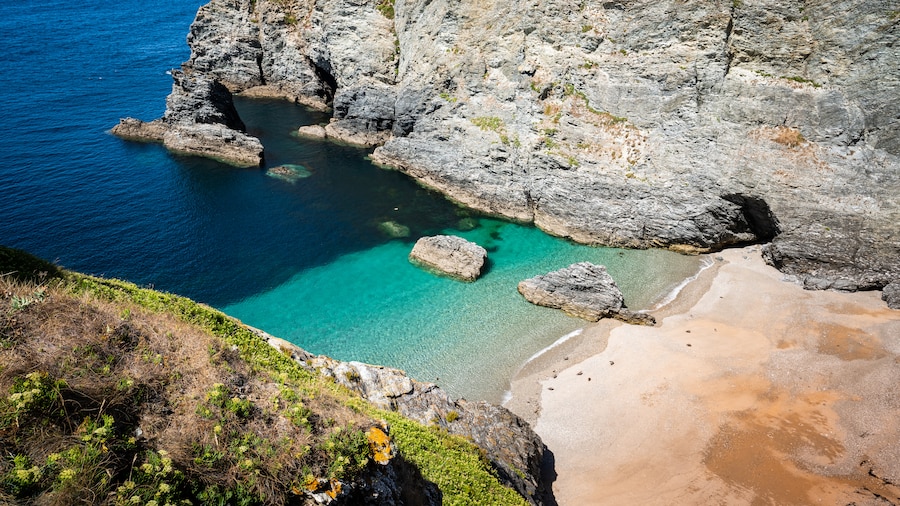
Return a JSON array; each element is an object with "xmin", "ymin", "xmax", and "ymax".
[{"xmin": 0, "ymin": 0, "xmax": 700, "ymax": 401}]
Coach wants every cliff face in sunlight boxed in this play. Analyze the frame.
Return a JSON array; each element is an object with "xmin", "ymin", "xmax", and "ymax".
[{"xmin": 148, "ymin": 0, "xmax": 899, "ymax": 291}]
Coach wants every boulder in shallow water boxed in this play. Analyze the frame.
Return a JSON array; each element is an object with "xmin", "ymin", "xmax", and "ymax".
[
  {"xmin": 518, "ymin": 262, "xmax": 655, "ymax": 325},
  {"xmin": 409, "ymin": 235, "xmax": 487, "ymax": 282},
  {"xmin": 883, "ymin": 282, "xmax": 900, "ymax": 309},
  {"xmin": 297, "ymin": 124, "xmax": 327, "ymax": 139},
  {"xmin": 378, "ymin": 220, "xmax": 411, "ymax": 238}
]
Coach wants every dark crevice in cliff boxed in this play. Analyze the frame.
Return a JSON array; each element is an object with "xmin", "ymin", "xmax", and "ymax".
[
  {"xmin": 723, "ymin": 12, "xmax": 735, "ymax": 77},
  {"xmin": 722, "ymin": 193, "xmax": 781, "ymax": 242},
  {"xmin": 256, "ymin": 54, "xmax": 266, "ymax": 86},
  {"xmin": 311, "ymin": 59, "xmax": 338, "ymax": 105}
]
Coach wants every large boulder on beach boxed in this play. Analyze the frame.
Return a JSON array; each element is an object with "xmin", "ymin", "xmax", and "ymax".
[
  {"xmin": 518, "ymin": 262, "xmax": 655, "ymax": 326},
  {"xmin": 409, "ymin": 235, "xmax": 487, "ymax": 282},
  {"xmin": 883, "ymin": 282, "xmax": 900, "ymax": 309}
]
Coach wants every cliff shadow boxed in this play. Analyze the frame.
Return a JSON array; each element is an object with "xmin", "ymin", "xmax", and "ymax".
[{"xmin": 540, "ymin": 446, "xmax": 560, "ymax": 506}]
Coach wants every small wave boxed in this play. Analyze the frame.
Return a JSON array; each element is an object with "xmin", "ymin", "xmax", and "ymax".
[
  {"xmin": 524, "ymin": 328, "xmax": 584, "ymax": 365},
  {"xmin": 651, "ymin": 256, "xmax": 715, "ymax": 310}
]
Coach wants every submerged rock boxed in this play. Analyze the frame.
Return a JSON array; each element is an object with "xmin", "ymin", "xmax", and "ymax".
[
  {"xmin": 266, "ymin": 164, "xmax": 312, "ymax": 182},
  {"xmin": 518, "ymin": 262, "xmax": 655, "ymax": 325},
  {"xmin": 883, "ymin": 283, "xmax": 900, "ymax": 309},
  {"xmin": 409, "ymin": 235, "xmax": 487, "ymax": 282},
  {"xmin": 378, "ymin": 220, "xmax": 411, "ymax": 238}
]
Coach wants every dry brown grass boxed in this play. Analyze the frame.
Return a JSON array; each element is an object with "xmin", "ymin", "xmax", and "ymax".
[
  {"xmin": 770, "ymin": 126, "xmax": 806, "ymax": 148},
  {"xmin": 0, "ymin": 275, "xmax": 371, "ymax": 505}
]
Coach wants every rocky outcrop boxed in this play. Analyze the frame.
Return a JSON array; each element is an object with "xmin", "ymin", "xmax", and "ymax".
[
  {"xmin": 259, "ymin": 332, "xmax": 551, "ymax": 505},
  {"xmin": 112, "ymin": 70, "xmax": 263, "ymax": 167},
  {"xmin": 883, "ymin": 283, "xmax": 900, "ymax": 310},
  {"xmin": 518, "ymin": 262, "xmax": 655, "ymax": 325},
  {"xmin": 409, "ymin": 235, "xmax": 487, "ymax": 281},
  {"xmin": 135, "ymin": 0, "xmax": 898, "ymax": 294}
]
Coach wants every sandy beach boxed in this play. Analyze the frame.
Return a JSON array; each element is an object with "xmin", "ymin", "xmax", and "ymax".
[{"xmin": 506, "ymin": 246, "xmax": 900, "ymax": 505}]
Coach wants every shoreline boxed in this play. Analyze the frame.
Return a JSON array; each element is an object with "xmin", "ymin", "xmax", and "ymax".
[
  {"xmin": 506, "ymin": 245, "xmax": 900, "ymax": 504},
  {"xmin": 504, "ymin": 251, "xmax": 720, "ymax": 423}
]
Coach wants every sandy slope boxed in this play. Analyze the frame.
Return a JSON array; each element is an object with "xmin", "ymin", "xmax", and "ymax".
[{"xmin": 507, "ymin": 246, "xmax": 900, "ymax": 505}]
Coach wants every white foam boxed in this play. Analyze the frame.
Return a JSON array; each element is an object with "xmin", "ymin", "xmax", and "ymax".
[
  {"xmin": 524, "ymin": 328, "xmax": 584, "ymax": 365},
  {"xmin": 650, "ymin": 256, "xmax": 715, "ymax": 310}
]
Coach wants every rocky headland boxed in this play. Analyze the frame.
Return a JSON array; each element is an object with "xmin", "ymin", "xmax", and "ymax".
[
  {"xmin": 112, "ymin": 70, "xmax": 263, "ymax": 167},
  {"xmin": 117, "ymin": 0, "xmax": 900, "ymax": 298}
]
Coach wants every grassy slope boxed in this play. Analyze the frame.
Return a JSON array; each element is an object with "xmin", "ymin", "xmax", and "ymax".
[{"xmin": 0, "ymin": 245, "xmax": 526, "ymax": 505}]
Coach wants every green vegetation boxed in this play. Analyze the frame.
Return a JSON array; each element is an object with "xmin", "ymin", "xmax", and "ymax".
[
  {"xmin": 561, "ymin": 84, "xmax": 628, "ymax": 125},
  {"xmin": 471, "ymin": 116, "xmax": 504, "ymax": 132},
  {"xmin": 782, "ymin": 75, "xmax": 822, "ymax": 88},
  {"xmin": 0, "ymin": 246, "xmax": 527, "ymax": 505},
  {"xmin": 581, "ymin": 24, "xmax": 593, "ymax": 33},
  {"xmin": 754, "ymin": 70, "xmax": 822, "ymax": 88},
  {"xmin": 377, "ymin": 0, "xmax": 395, "ymax": 19},
  {"xmin": 470, "ymin": 116, "xmax": 517, "ymax": 147},
  {"xmin": 439, "ymin": 92, "xmax": 458, "ymax": 103}
]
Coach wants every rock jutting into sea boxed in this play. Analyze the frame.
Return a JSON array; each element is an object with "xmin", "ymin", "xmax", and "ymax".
[
  {"xmin": 409, "ymin": 235, "xmax": 487, "ymax": 281},
  {"xmin": 112, "ymin": 70, "xmax": 263, "ymax": 167},
  {"xmin": 518, "ymin": 262, "xmax": 656, "ymax": 325},
  {"xmin": 117, "ymin": 0, "xmax": 898, "ymax": 302}
]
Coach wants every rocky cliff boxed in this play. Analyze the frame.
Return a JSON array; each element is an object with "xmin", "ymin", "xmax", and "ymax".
[
  {"xmin": 137, "ymin": 0, "xmax": 898, "ymax": 291},
  {"xmin": 259, "ymin": 332, "xmax": 551, "ymax": 504},
  {"xmin": 112, "ymin": 70, "xmax": 264, "ymax": 166}
]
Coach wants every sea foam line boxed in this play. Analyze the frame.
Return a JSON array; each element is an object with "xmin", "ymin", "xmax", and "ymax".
[
  {"xmin": 501, "ymin": 327, "xmax": 585, "ymax": 406},
  {"xmin": 651, "ymin": 256, "xmax": 716, "ymax": 310},
  {"xmin": 524, "ymin": 328, "xmax": 584, "ymax": 366}
]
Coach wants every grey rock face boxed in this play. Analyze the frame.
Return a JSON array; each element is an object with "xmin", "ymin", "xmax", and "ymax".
[
  {"xmin": 409, "ymin": 235, "xmax": 487, "ymax": 281},
  {"xmin": 883, "ymin": 283, "xmax": 900, "ymax": 310},
  {"xmin": 259, "ymin": 332, "xmax": 550, "ymax": 505},
  {"xmin": 112, "ymin": 70, "xmax": 263, "ymax": 167},
  {"xmin": 518, "ymin": 262, "xmax": 655, "ymax": 325},
  {"xmin": 135, "ymin": 0, "xmax": 898, "ymax": 290}
]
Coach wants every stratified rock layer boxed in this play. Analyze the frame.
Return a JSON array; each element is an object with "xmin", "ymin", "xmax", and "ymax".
[
  {"xmin": 518, "ymin": 262, "xmax": 655, "ymax": 325},
  {"xmin": 409, "ymin": 235, "xmax": 487, "ymax": 281},
  {"xmin": 259, "ymin": 332, "xmax": 550, "ymax": 505},
  {"xmin": 128, "ymin": 0, "xmax": 899, "ymax": 295}
]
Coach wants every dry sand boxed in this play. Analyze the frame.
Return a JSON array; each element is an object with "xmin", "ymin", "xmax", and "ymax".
[{"xmin": 506, "ymin": 246, "xmax": 900, "ymax": 505}]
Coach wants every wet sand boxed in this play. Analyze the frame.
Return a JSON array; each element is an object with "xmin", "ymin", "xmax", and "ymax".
[{"xmin": 506, "ymin": 246, "xmax": 900, "ymax": 505}]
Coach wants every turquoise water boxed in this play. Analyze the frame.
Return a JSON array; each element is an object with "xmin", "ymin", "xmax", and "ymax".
[
  {"xmin": 225, "ymin": 218, "xmax": 699, "ymax": 401},
  {"xmin": 0, "ymin": 0, "xmax": 700, "ymax": 403}
]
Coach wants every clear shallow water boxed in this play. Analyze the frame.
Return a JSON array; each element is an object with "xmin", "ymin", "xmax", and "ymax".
[
  {"xmin": 224, "ymin": 218, "xmax": 700, "ymax": 401},
  {"xmin": 0, "ymin": 0, "xmax": 700, "ymax": 402}
]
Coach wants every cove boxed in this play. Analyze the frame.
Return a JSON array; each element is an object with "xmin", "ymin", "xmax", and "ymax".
[{"xmin": 223, "ymin": 98, "xmax": 701, "ymax": 402}]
